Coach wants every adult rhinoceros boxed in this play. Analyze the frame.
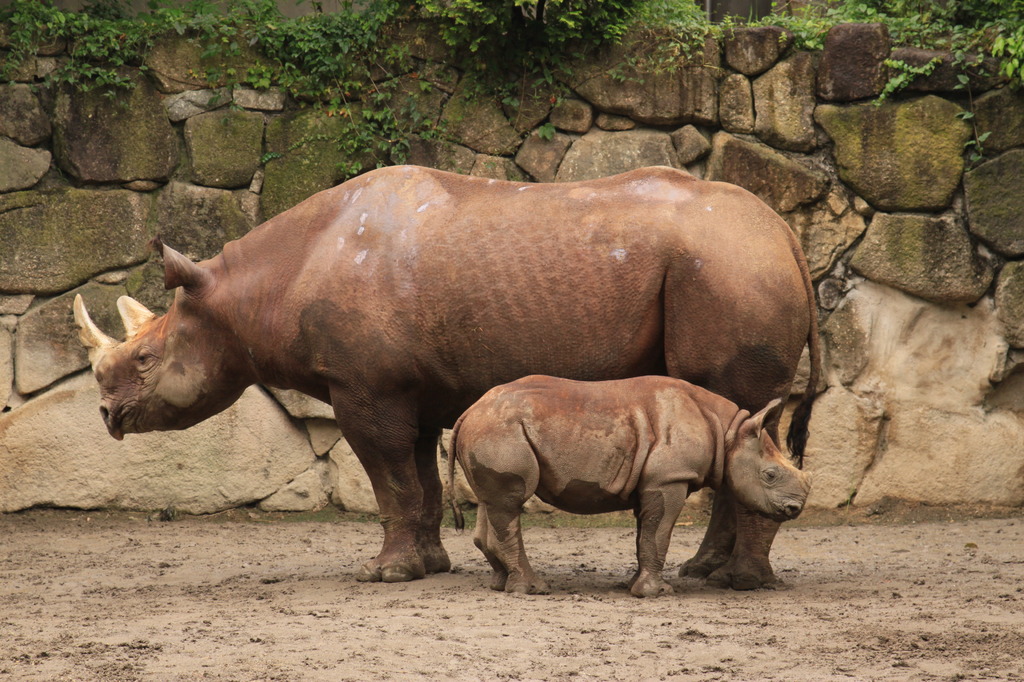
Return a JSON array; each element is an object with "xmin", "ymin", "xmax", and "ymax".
[{"xmin": 74, "ymin": 165, "xmax": 819, "ymax": 589}]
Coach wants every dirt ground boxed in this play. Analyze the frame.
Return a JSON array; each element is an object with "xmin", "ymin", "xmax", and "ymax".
[{"xmin": 1, "ymin": 502, "xmax": 1022, "ymax": 682}]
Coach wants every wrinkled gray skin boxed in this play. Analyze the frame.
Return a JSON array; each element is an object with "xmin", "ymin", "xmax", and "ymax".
[
  {"xmin": 449, "ymin": 375, "xmax": 811, "ymax": 597},
  {"xmin": 74, "ymin": 165, "xmax": 819, "ymax": 588}
]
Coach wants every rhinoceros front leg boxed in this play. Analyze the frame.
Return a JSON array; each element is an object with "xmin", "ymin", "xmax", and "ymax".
[
  {"xmin": 333, "ymin": 394, "xmax": 430, "ymax": 583},
  {"xmin": 705, "ymin": 505, "xmax": 781, "ymax": 591},
  {"xmin": 629, "ymin": 486, "xmax": 687, "ymax": 598},
  {"xmin": 680, "ymin": 488, "xmax": 781, "ymax": 590}
]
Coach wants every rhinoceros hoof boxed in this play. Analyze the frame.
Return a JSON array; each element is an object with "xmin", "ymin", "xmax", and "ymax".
[
  {"xmin": 505, "ymin": 575, "xmax": 550, "ymax": 595},
  {"xmin": 630, "ymin": 575, "xmax": 674, "ymax": 598},
  {"xmin": 705, "ymin": 566, "xmax": 777, "ymax": 591},
  {"xmin": 678, "ymin": 552, "xmax": 729, "ymax": 579},
  {"xmin": 422, "ymin": 546, "xmax": 452, "ymax": 575},
  {"xmin": 355, "ymin": 559, "xmax": 426, "ymax": 583}
]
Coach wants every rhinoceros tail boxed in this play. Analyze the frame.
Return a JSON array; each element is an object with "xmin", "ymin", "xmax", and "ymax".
[
  {"xmin": 443, "ymin": 416, "xmax": 467, "ymax": 532},
  {"xmin": 786, "ymin": 235, "xmax": 821, "ymax": 470}
]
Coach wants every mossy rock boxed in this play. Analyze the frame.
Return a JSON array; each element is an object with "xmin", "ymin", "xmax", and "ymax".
[
  {"xmin": 144, "ymin": 32, "xmax": 261, "ymax": 94},
  {"xmin": 52, "ymin": 69, "xmax": 178, "ymax": 184},
  {"xmin": 964, "ymin": 149, "xmax": 1024, "ymax": 257},
  {"xmin": 154, "ymin": 182, "xmax": 255, "ymax": 262},
  {"xmin": 815, "ymin": 96, "xmax": 970, "ymax": 212},
  {"xmin": 261, "ymin": 109, "xmax": 366, "ymax": 220},
  {"xmin": 185, "ymin": 110, "xmax": 264, "ymax": 189},
  {"xmin": 850, "ymin": 212, "xmax": 992, "ymax": 304},
  {"xmin": 0, "ymin": 189, "xmax": 154, "ymax": 295},
  {"xmin": 443, "ymin": 86, "xmax": 522, "ymax": 156}
]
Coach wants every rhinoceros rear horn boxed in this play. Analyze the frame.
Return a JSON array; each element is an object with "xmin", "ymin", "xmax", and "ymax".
[
  {"xmin": 117, "ymin": 296, "xmax": 156, "ymax": 340},
  {"xmin": 153, "ymin": 237, "xmax": 211, "ymax": 292},
  {"xmin": 73, "ymin": 294, "xmax": 117, "ymax": 368}
]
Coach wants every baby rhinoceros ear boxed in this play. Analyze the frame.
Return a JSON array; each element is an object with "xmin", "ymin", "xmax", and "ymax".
[{"xmin": 739, "ymin": 398, "xmax": 784, "ymax": 439}]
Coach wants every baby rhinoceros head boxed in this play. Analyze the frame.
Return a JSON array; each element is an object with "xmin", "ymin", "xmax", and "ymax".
[{"xmin": 725, "ymin": 399, "xmax": 811, "ymax": 522}]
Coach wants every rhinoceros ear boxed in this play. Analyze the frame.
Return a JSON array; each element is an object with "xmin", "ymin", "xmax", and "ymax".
[
  {"xmin": 73, "ymin": 294, "xmax": 117, "ymax": 369},
  {"xmin": 117, "ymin": 296, "xmax": 156, "ymax": 340},
  {"xmin": 747, "ymin": 399, "xmax": 784, "ymax": 435},
  {"xmin": 152, "ymin": 236, "xmax": 211, "ymax": 292}
]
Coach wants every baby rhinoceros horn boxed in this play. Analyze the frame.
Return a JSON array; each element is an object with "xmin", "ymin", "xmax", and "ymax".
[{"xmin": 73, "ymin": 294, "xmax": 118, "ymax": 370}]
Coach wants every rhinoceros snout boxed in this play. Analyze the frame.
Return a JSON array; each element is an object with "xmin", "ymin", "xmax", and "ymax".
[
  {"xmin": 782, "ymin": 501, "xmax": 803, "ymax": 519},
  {"xmin": 99, "ymin": 404, "xmax": 125, "ymax": 441}
]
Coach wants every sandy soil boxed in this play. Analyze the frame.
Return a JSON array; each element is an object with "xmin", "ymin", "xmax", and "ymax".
[{"xmin": 1, "ymin": 504, "xmax": 1022, "ymax": 682}]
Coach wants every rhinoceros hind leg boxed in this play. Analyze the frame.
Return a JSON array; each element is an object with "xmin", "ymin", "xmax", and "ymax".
[{"xmin": 414, "ymin": 428, "xmax": 452, "ymax": 575}]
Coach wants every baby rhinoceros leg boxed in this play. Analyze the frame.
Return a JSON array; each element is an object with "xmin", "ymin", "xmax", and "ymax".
[
  {"xmin": 629, "ymin": 485, "xmax": 689, "ymax": 598},
  {"xmin": 465, "ymin": 438, "xmax": 549, "ymax": 595}
]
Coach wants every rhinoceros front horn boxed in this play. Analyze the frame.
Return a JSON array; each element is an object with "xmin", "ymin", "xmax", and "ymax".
[
  {"xmin": 117, "ymin": 296, "xmax": 156, "ymax": 340},
  {"xmin": 73, "ymin": 294, "xmax": 117, "ymax": 370}
]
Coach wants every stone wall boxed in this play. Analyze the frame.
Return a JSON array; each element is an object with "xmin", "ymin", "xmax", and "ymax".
[{"xmin": 2, "ymin": 22, "xmax": 1023, "ymax": 514}]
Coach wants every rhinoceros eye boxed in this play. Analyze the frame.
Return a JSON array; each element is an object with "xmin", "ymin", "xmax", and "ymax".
[
  {"xmin": 763, "ymin": 467, "xmax": 780, "ymax": 484},
  {"xmin": 136, "ymin": 350, "xmax": 156, "ymax": 370}
]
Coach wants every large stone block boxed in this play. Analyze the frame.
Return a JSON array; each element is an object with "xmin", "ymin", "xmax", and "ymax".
[
  {"xmin": 0, "ymin": 189, "xmax": 154, "ymax": 295},
  {"xmin": 817, "ymin": 23, "xmax": 890, "ymax": 102},
  {"xmin": 854, "ymin": 405, "xmax": 1024, "ymax": 506},
  {"xmin": 964, "ymin": 150, "xmax": 1024, "ymax": 257},
  {"xmin": 706, "ymin": 132, "xmax": 828, "ymax": 213},
  {"xmin": 549, "ymin": 98, "xmax": 593, "ymax": 134},
  {"xmin": 261, "ymin": 110, "xmax": 352, "ymax": 220},
  {"xmin": 569, "ymin": 40, "xmax": 720, "ymax": 127},
  {"xmin": 267, "ymin": 387, "xmax": 335, "ymax": 420},
  {"xmin": 803, "ymin": 387, "xmax": 884, "ymax": 509},
  {"xmin": 671, "ymin": 125, "xmax": 711, "ymax": 166},
  {"xmin": 724, "ymin": 26, "xmax": 794, "ymax": 77},
  {"xmin": 555, "ymin": 129, "xmax": 680, "ymax": 182},
  {"xmin": 14, "ymin": 283, "xmax": 125, "ymax": 396},
  {"xmin": 163, "ymin": 88, "xmax": 233, "ymax": 123},
  {"xmin": 144, "ymin": 34, "xmax": 260, "ymax": 94},
  {"xmin": 719, "ymin": 74, "xmax": 754, "ymax": 134},
  {"xmin": 890, "ymin": 48, "xmax": 1003, "ymax": 95},
  {"xmin": 154, "ymin": 182, "xmax": 254, "ymax": 262},
  {"xmin": 514, "ymin": 130, "xmax": 573, "ymax": 183},
  {"xmin": 0, "ymin": 326, "xmax": 11, "ymax": 411},
  {"xmin": 574, "ymin": 64, "xmax": 719, "ymax": 127},
  {"xmin": 329, "ymin": 437, "xmax": 378, "ymax": 513},
  {"xmin": 404, "ymin": 136, "xmax": 476, "ymax": 175},
  {"xmin": 815, "ymin": 96, "xmax": 971, "ymax": 212},
  {"xmin": 0, "ymin": 83, "xmax": 51, "ymax": 145},
  {"xmin": 787, "ymin": 191, "xmax": 866, "ymax": 280},
  {"xmin": 0, "ymin": 376, "xmax": 314, "ymax": 513},
  {"xmin": 826, "ymin": 280, "xmax": 1008, "ymax": 410},
  {"xmin": 53, "ymin": 70, "xmax": 178, "ymax": 183},
  {"xmin": 0, "ymin": 138, "xmax": 50, "ymax": 192},
  {"xmin": 996, "ymin": 262, "xmax": 1024, "ymax": 347},
  {"xmin": 973, "ymin": 87, "xmax": 1024, "ymax": 154},
  {"xmin": 259, "ymin": 465, "xmax": 330, "ymax": 512},
  {"xmin": 185, "ymin": 110, "xmax": 264, "ymax": 189},
  {"xmin": 851, "ymin": 212, "xmax": 993, "ymax": 304},
  {"xmin": 444, "ymin": 87, "xmax": 522, "ymax": 156},
  {"xmin": 753, "ymin": 52, "xmax": 817, "ymax": 153},
  {"xmin": 470, "ymin": 154, "xmax": 527, "ymax": 182}
]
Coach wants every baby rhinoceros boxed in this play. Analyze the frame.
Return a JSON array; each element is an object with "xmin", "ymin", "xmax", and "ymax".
[{"xmin": 447, "ymin": 375, "xmax": 810, "ymax": 597}]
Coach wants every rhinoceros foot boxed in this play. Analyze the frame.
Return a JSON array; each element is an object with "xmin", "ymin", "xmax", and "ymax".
[
  {"xmin": 502, "ymin": 572, "xmax": 550, "ymax": 595},
  {"xmin": 629, "ymin": 571, "xmax": 674, "ymax": 598},
  {"xmin": 678, "ymin": 550, "xmax": 730, "ymax": 579},
  {"xmin": 420, "ymin": 544, "xmax": 452, "ymax": 575},
  {"xmin": 704, "ymin": 560, "xmax": 779, "ymax": 591},
  {"xmin": 355, "ymin": 556, "xmax": 427, "ymax": 583}
]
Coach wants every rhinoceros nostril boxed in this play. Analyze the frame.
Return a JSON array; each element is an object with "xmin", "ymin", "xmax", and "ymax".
[
  {"xmin": 99, "ymin": 405, "xmax": 110, "ymax": 423},
  {"xmin": 784, "ymin": 502, "xmax": 803, "ymax": 518}
]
